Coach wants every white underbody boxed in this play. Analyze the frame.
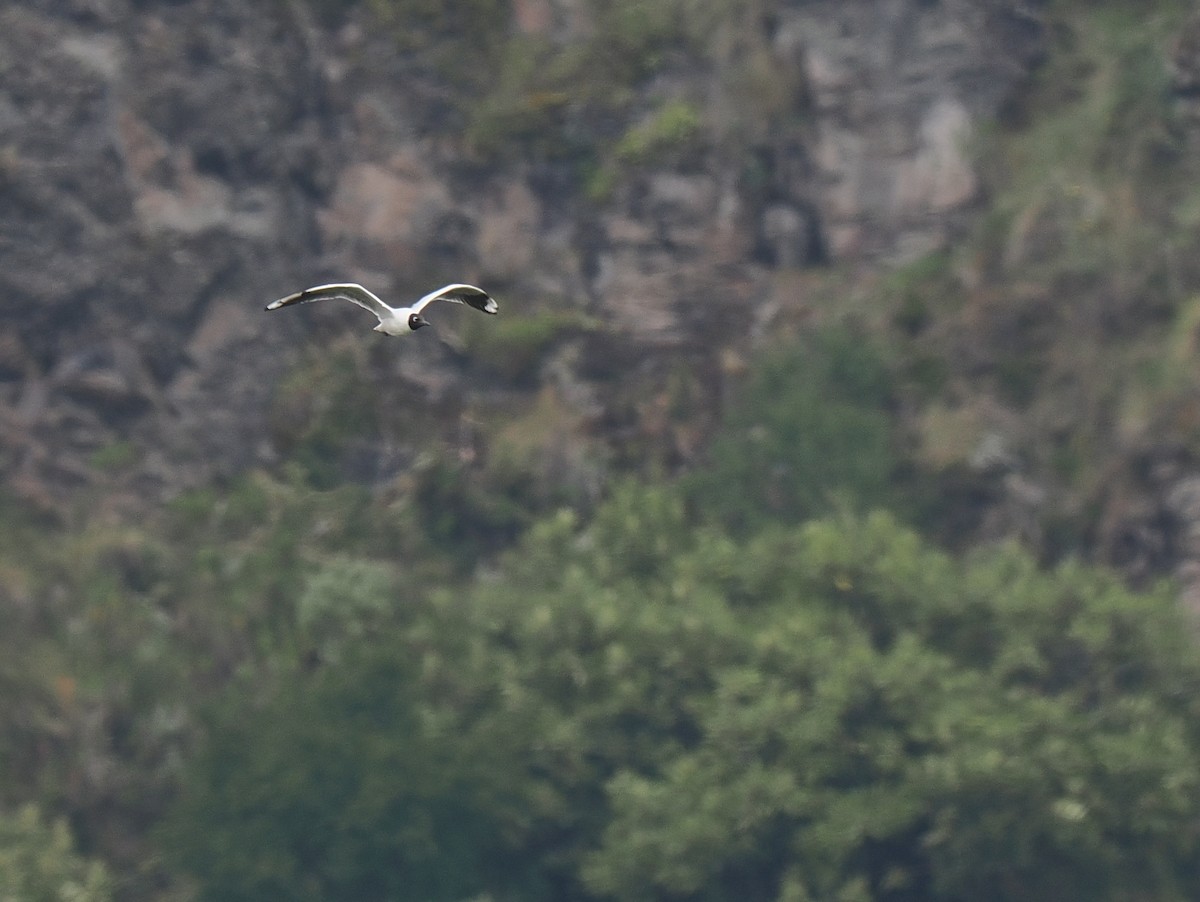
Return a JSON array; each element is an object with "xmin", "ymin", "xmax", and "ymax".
[{"xmin": 373, "ymin": 307, "xmax": 417, "ymax": 336}]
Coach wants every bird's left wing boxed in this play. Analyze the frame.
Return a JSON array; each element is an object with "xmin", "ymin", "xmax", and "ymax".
[
  {"xmin": 412, "ymin": 283, "xmax": 499, "ymax": 316},
  {"xmin": 265, "ymin": 283, "xmax": 391, "ymax": 321}
]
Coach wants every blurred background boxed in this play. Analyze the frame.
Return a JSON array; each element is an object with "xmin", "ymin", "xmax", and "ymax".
[{"xmin": 4, "ymin": 0, "xmax": 1200, "ymax": 898}]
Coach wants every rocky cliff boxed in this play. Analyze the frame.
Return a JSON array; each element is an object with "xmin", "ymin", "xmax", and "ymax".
[{"xmin": 2, "ymin": 0, "xmax": 1047, "ymax": 508}]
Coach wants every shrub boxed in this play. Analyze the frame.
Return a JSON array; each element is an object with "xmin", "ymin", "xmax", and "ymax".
[
  {"xmin": 687, "ymin": 325, "xmax": 899, "ymax": 533},
  {"xmin": 0, "ymin": 804, "xmax": 112, "ymax": 902}
]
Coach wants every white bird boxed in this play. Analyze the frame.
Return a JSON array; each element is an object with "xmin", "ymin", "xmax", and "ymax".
[{"xmin": 265, "ymin": 282, "xmax": 499, "ymax": 335}]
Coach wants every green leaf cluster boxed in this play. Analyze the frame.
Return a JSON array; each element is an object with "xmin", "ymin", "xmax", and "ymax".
[
  {"xmin": 163, "ymin": 482, "xmax": 1200, "ymax": 901},
  {"xmin": 463, "ymin": 0, "xmax": 761, "ymax": 175},
  {"xmin": 613, "ymin": 100, "xmax": 705, "ymax": 167},
  {"xmin": 687, "ymin": 325, "xmax": 900, "ymax": 533},
  {"xmin": 0, "ymin": 804, "xmax": 112, "ymax": 902},
  {"xmin": 308, "ymin": 0, "xmax": 510, "ymax": 71},
  {"xmin": 162, "ymin": 649, "xmax": 533, "ymax": 902}
]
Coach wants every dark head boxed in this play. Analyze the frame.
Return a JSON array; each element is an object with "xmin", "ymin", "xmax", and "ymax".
[{"xmin": 408, "ymin": 312, "xmax": 431, "ymax": 331}]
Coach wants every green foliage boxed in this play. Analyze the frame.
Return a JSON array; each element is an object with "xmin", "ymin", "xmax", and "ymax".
[
  {"xmin": 465, "ymin": 501, "xmax": 1200, "ymax": 901},
  {"xmin": 463, "ymin": 36, "xmax": 583, "ymax": 161},
  {"xmin": 306, "ymin": 0, "xmax": 510, "ymax": 73},
  {"xmin": 465, "ymin": 309, "xmax": 597, "ymax": 384},
  {"xmin": 897, "ymin": 0, "xmax": 1200, "ymax": 539},
  {"xmin": 295, "ymin": 556, "xmax": 396, "ymax": 663},
  {"xmin": 588, "ymin": 0, "xmax": 696, "ymax": 75},
  {"xmin": 372, "ymin": 0, "xmax": 511, "ymax": 72},
  {"xmin": 465, "ymin": 0, "xmax": 712, "ymax": 172},
  {"xmin": 406, "ymin": 455, "xmax": 537, "ymax": 566},
  {"xmin": 687, "ymin": 325, "xmax": 899, "ymax": 533},
  {"xmin": 88, "ymin": 440, "xmax": 139, "ymax": 474},
  {"xmin": 0, "ymin": 804, "xmax": 112, "ymax": 902},
  {"xmin": 0, "ymin": 471, "xmax": 471, "ymax": 894},
  {"xmin": 613, "ymin": 99, "xmax": 704, "ymax": 167},
  {"xmin": 461, "ymin": 0, "xmax": 807, "ymax": 189},
  {"xmin": 884, "ymin": 251, "xmax": 961, "ymax": 341},
  {"xmin": 165, "ymin": 482, "xmax": 1194, "ymax": 900},
  {"xmin": 269, "ymin": 346, "xmax": 380, "ymax": 489},
  {"xmin": 162, "ymin": 646, "xmax": 539, "ymax": 902},
  {"xmin": 975, "ymin": 3, "xmax": 1190, "ymax": 327},
  {"xmin": 12, "ymin": 461, "xmax": 1200, "ymax": 901}
]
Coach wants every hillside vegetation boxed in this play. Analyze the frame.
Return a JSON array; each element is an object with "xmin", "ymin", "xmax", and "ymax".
[{"xmin": 4, "ymin": 1, "xmax": 1200, "ymax": 900}]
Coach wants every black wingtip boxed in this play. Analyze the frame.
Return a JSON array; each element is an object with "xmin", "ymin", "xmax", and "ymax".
[{"xmin": 475, "ymin": 295, "xmax": 499, "ymax": 315}]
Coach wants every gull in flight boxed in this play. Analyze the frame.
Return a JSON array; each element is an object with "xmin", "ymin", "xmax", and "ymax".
[{"xmin": 265, "ymin": 282, "xmax": 499, "ymax": 335}]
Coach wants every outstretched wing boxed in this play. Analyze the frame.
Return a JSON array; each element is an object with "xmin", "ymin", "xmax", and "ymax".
[
  {"xmin": 411, "ymin": 283, "xmax": 499, "ymax": 316},
  {"xmin": 265, "ymin": 283, "xmax": 391, "ymax": 321}
]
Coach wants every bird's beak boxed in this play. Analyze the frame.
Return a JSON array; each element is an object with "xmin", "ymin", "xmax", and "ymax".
[{"xmin": 416, "ymin": 315, "xmax": 432, "ymax": 329}]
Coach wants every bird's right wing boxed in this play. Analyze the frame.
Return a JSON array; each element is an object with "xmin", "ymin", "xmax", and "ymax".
[
  {"xmin": 412, "ymin": 283, "xmax": 499, "ymax": 315},
  {"xmin": 265, "ymin": 283, "xmax": 390, "ymax": 321}
]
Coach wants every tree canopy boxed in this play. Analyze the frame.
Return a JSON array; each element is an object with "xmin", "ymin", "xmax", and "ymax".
[{"xmin": 163, "ymin": 485, "xmax": 1200, "ymax": 901}]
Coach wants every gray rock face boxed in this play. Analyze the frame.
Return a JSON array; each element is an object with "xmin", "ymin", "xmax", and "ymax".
[
  {"xmin": 1172, "ymin": 11, "xmax": 1200, "ymax": 139},
  {"xmin": 0, "ymin": 0, "xmax": 341, "ymax": 496},
  {"xmin": 0, "ymin": 0, "xmax": 1046, "ymax": 501},
  {"xmin": 770, "ymin": 0, "xmax": 1046, "ymax": 260}
]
